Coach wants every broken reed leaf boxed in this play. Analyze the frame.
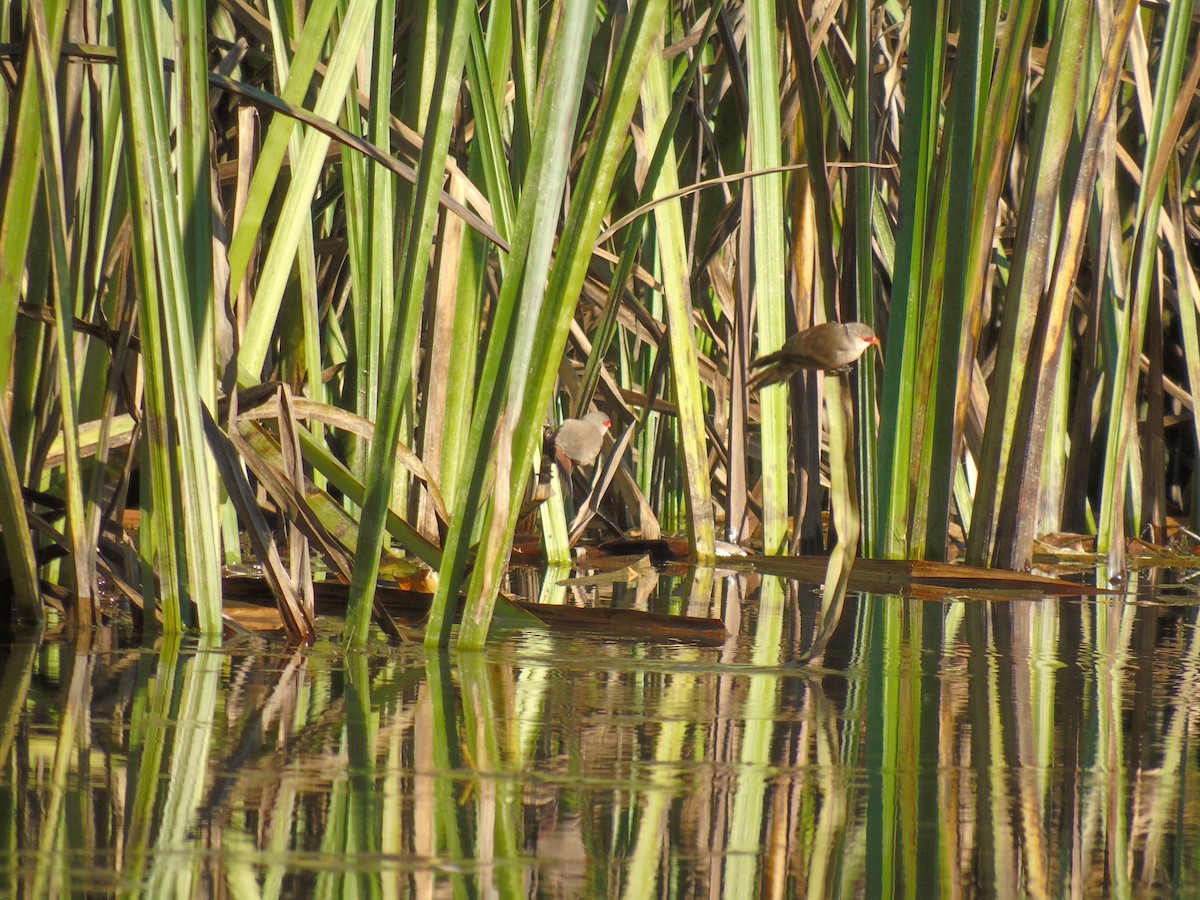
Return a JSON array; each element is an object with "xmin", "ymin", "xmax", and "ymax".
[
  {"xmin": 748, "ymin": 556, "xmax": 1110, "ymax": 597},
  {"xmin": 222, "ymin": 575, "xmax": 726, "ymax": 644}
]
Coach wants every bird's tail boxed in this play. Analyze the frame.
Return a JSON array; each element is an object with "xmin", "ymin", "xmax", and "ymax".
[{"xmin": 747, "ymin": 353, "xmax": 792, "ymax": 391}]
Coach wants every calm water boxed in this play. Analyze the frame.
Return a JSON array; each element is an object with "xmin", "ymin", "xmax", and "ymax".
[{"xmin": 2, "ymin": 565, "xmax": 1198, "ymax": 897}]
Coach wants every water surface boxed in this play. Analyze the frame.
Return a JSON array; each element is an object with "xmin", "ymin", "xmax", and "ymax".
[{"xmin": 2, "ymin": 566, "xmax": 1197, "ymax": 897}]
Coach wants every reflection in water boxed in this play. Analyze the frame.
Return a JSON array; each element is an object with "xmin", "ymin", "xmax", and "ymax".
[{"xmin": 2, "ymin": 570, "xmax": 1200, "ymax": 896}]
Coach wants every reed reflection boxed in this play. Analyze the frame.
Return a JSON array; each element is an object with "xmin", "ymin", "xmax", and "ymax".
[{"xmin": 0, "ymin": 580, "xmax": 1198, "ymax": 895}]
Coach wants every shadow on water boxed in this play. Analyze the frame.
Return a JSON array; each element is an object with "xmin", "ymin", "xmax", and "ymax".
[{"xmin": 3, "ymin": 564, "xmax": 1200, "ymax": 897}]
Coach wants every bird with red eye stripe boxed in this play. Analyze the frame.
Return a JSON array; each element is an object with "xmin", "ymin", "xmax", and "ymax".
[{"xmin": 748, "ymin": 322, "xmax": 879, "ymax": 390}]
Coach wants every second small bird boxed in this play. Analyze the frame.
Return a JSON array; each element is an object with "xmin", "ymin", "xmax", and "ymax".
[
  {"xmin": 748, "ymin": 322, "xmax": 878, "ymax": 390},
  {"xmin": 550, "ymin": 410, "xmax": 611, "ymax": 473}
]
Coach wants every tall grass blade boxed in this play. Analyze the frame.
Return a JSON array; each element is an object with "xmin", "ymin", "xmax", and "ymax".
[
  {"xmin": 449, "ymin": 0, "xmax": 671, "ymax": 649},
  {"xmin": 874, "ymin": 0, "xmax": 945, "ymax": 559},
  {"xmin": 989, "ymin": 0, "xmax": 1139, "ymax": 567},
  {"xmin": 641, "ymin": 44, "xmax": 715, "ymax": 561},
  {"xmin": 115, "ymin": 0, "xmax": 222, "ymax": 631},
  {"xmin": 225, "ymin": 0, "xmax": 339, "ymax": 303},
  {"xmin": 237, "ymin": 0, "xmax": 376, "ymax": 381},
  {"xmin": 445, "ymin": 0, "xmax": 599, "ymax": 650},
  {"xmin": 0, "ymin": 1, "xmax": 69, "ymax": 626},
  {"xmin": 967, "ymin": 0, "xmax": 1093, "ymax": 568},
  {"xmin": 850, "ymin": 0, "xmax": 879, "ymax": 556},
  {"xmin": 1096, "ymin": 0, "xmax": 1198, "ymax": 566},
  {"xmin": 0, "ymin": 0, "xmax": 66, "ymax": 388},
  {"xmin": 920, "ymin": 0, "xmax": 983, "ymax": 560},
  {"xmin": 30, "ymin": 1, "xmax": 91, "ymax": 616},
  {"xmin": 175, "ymin": 0, "xmax": 215, "ymax": 403},
  {"xmin": 747, "ymin": 0, "xmax": 789, "ymax": 554},
  {"xmin": 346, "ymin": 0, "xmax": 473, "ymax": 647}
]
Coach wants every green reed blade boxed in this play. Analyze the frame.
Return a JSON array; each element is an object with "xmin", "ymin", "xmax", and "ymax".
[
  {"xmin": 1096, "ymin": 0, "xmax": 1198, "ymax": 566},
  {"xmin": 441, "ymin": 0, "xmax": 600, "ymax": 650},
  {"xmin": 346, "ymin": 0, "xmax": 473, "ymax": 647},
  {"xmin": 225, "ymin": 0, "xmax": 339, "ymax": 300},
  {"xmin": 115, "ymin": 0, "xmax": 222, "ymax": 631},
  {"xmin": 874, "ymin": 0, "xmax": 945, "ymax": 559},
  {"xmin": 640, "ymin": 45, "xmax": 715, "ymax": 560},
  {"xmin": 968, "ymin": 0, "xmax": 1092, "ymax": 569},
  {"xmin": 30, "ymin": 0, "xmax": 91, "ymax": 613},
  {"xmin": 450, "ymin": 0, "xmax": 669, "ymax": 650},
  {"xmin": 238, "ymin": 0, "xmax": 376, "ymax": 381}
]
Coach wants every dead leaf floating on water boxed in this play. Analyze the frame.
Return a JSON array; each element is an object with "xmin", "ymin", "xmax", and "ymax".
[
  {"xmin": 749, "ymin": 556, "xmax": 1111, "ymax": 598},
  {"xmin": 558, "ymin": 555, "xmax": 654, "ymax": 587}
]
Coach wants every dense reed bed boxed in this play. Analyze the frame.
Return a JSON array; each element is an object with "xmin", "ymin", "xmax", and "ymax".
[{"xmin": 2, "ymin": 0, "xmax": 1198, "ymax": 644}]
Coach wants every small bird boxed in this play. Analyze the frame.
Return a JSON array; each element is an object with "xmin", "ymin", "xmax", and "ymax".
[
  {"xmin": 748, "ymin": 322, "xmax": 879, "ymax": 390},
  {"xmin": 549, "ymin": 410, "xmax": 611, "ymax": 472}
]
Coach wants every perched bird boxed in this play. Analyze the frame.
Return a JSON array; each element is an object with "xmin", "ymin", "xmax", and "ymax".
[
  {"xmin": 748, "ymin": 322, "xmax": 879, "ymax": 390},
  {"xmin": 549, "ymin": 410, "xmax": 611, "ymax": 472}
]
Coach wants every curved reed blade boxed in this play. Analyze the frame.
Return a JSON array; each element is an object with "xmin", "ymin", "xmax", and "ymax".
[
  {"xmin": 799, "ymin": 375, "xmax": 858, "ymax": 664},
  {"xmin": 236, "ymin": 395, "xmax": 451, "ymax": 534},
  {"xmin": 202, "ymin": 403, "xmax": 314, "ymax": 642}
]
